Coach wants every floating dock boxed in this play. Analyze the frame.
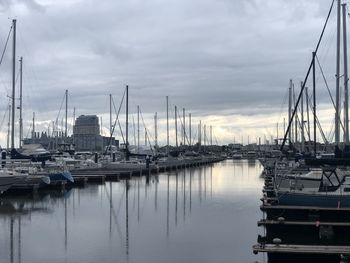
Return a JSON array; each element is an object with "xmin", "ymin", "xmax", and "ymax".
[
  {"xmin": 1, "ymin": 156, "xmax": 225, "ymax": 195},
  {"xmin": 254, "ymin": 166, "xmax": 350, "ymax": 261},
  {"xmin": 70, "ymin": 157, "xmax": 224, "ymax": 184}
]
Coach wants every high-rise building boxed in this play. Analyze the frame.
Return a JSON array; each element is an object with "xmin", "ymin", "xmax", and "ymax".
[{"xmin": 73, "ymin": 115, "xmax": 118, "ymax": 151}]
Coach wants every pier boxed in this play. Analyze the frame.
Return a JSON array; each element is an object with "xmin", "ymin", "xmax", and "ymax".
[
  {"xmin": 254, "ymin": 168, "xmax": 350, "ymax": 261},
  {"xmin": 70, "ymin": 157, "xmax": 223, "ymax": 184},
  {"xmin": 1, "ymin": 156, "xmax": 224, "ymax": 195}
]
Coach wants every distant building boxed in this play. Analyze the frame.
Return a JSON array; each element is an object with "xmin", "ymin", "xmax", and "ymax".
[
  {"xmin": 23, "ymin": 131, "xmax": 60, "ymax": 149},
  {"xmin": 73, "ymin": 115, "xmax": 118, "ymax": 152},
  {"xmin": 23, "ymin": 114, "xmax": 118, "ymax": 152}
]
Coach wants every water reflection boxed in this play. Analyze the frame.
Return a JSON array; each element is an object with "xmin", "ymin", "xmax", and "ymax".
[
  {"xmin": 125, "ymin": 180, "xmax": 129, "ymax": 261},
  {"xmin": 0, "ymin": 160, "xmax": 264, "ymax": 263}
]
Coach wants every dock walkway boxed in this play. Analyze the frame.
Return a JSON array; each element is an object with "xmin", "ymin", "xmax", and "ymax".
[{"xmin": 253, "ymin": 244, "xmax": 350, "ymax": 255}]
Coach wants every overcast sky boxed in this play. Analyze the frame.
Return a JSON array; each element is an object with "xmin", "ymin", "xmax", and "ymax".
[{"xmin": 0, "ymin": 0, "xmax": 344, "ymax": 146}]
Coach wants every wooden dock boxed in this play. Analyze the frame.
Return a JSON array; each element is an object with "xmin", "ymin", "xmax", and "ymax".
[
  {"xmin": 1, "ymin": 157, "xmax": 225, "ymax": 196},
  {"xmin": 253, "ymin": 244, "xmax": 350, "ymax": 255},
  {"xmin": 261, "ymin": 204, "xmax": 350, "ymax": 212},
  {"xmin": 71, "ymin": 157, "xmax": 224, "ymax": 184},
  {"xmin": 254, "ymin": 167, "xmax": 350, "ymax": 259},
  {"xmin": 258, "ymin": 219, "xmax": 350, "ymax": 227}
]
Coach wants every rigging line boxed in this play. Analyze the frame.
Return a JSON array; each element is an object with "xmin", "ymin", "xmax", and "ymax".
[
  {"xmin": 0, "ymin": 103, "xmax": 9, "ymax": 132},
  {"xmin": 276, "ymin": 87, "xmax": 289, "ymax": 124},
  {"xmin": 25, "ymin": 123, "xmax": 32, "ymax": 139},
  {"xmin": 280, "ymin": 0, "xmax": 335, "ymax": 151},
  {"xmin": 104, "ymin": 90, "xmax": 126, "ymax": 155},
  {"xmin": 0, "ymin": 25, "xmax": 12, "ymax": 69},
  {"xmin": 327, "ymin": 121, "xmax": 335, "ymax": 142},
  {"xmin": 309, "ymin": 88, "xmax": 340, "ymax": 143},
  {"xmin": 53, "ymin": 93, "xmax": 66, "ymax": 133},
  {"xmin": 14, "ymin": 69, "xmax": 20, "ymax": 92},
  {"xmin": 214, "ymin": 134, "xmax": 219, "ymax": 146},
  {"xmin": 103, "ymin": 184, "xmax": 125, "ymax": 243},
  {"xmin": 316, "ymin": 54, "xmax": 345, "ymax": 134},
  {"xmin": 192, "ymin": 129, "xmax": 198, "ymax": 144},
  {"xmin": 132, "ymin": 114, "xmax": 136, "ymax": 146},
  {"xmin": 112, "ymin": 96, "xmax": 125, "ymax": 141},
  {"xmin": 146, "ymin": 131, "xmax": 154, "ymax": 153},
  {"xmin": 139, "ymin": 109, "xmax": 154, "ymax": 141},
  {"xmin": 317, "ymin": 13, "xmax": 336, "ymax": 69},
  {"xmin": 176, "ymin": 107, "xmax": 190, "ymax": 145},
  {"xmin": 307, "ymin": 95, "xmax": 328, "ymax": 144},
  {"xmin": 117, "ymin": 118, "xmax": 125, "ymax": 145},
  {"xmin": 17, "ymin": 27, "xmax": 49, "ymax": 114},
  {"xmin": 111, "ymin": 96, "xmax": 126, "ymax": 144},
  {"xmin": 139, "ymin": 109, "xmax": 154, "ymax": 153}
]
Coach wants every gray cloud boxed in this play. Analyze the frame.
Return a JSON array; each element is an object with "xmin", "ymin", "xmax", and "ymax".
[{"xmin": 0, "ymin": 0, "xmax": 341, "ymax": 145}]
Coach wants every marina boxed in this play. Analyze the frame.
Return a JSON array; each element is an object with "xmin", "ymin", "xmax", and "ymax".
[{"xmin": 4, "ymin": 0, "xmax": 350, "ymax": 262}]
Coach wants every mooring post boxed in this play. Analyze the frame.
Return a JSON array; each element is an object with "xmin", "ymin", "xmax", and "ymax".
[{"xmin": 1, "ymin": 151, "xmax": 6, "ymax": 168}]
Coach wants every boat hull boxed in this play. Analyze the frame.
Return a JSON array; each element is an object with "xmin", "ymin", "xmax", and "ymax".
[
  {"xmin": 0, "ymin": 176, "xmax": 19, "ymax": 193},
  {"xmin": 47, "ymin": 171, "xmax": 74, "ymax": 183},
  {"xmin": 277, "ymin": 191, "xmax": 350, "ymax": 208}
]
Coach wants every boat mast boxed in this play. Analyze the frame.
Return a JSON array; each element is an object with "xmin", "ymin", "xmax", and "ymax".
[
  {"xmin": 335, "ymin": 0, "xmax": 341, "ymax": 145},
  {"xmin": 293, "ymin": 85, "xmax": 298, "ymax": 147},
  {"xmin": 199, "ymin": 120, "xmax": 202, "ymax": 148},
  {"xmin": 7, "ymin": 104, "xmax": 10, "ymax": 149},
  {"xmin": 109, "ymin": 94, "xmax": 112, "ymax": 137},
  {"xmin": 175, "ymin": 105, "xmax": 178, "ymax": 147},
  {"xmin": 288, "ymin": 80, "xmax": 292, "ymax": 147},
  {"xmin": 144, "ymin": 128, "xmax": 147, "ymax": 146},
  {"xmin": 313, "ymin": 51, "xmax": 317, "ymax": 155},
  {"xmin": 19, "ymin": 56, "xmax": 23, "ymax": 148},
  {"xmin": 154, "ymin": 112, "xmax": 158, "ymax": 149},
  {"xmin": 210, "ymin": 125, "xmax": 212, "ymax": 146},
  {"xmin": 189, "ymin": 113, "xmax": 191, "ymax": 146},
  {"xmin": 342, "ymin": 3, "xmax": 349, "ymax": 143},
  {"xmin": 166, "ymin": 96, "xmax": 169, "ymax": 155},
  {"xmin": 73, "ymin": 107, "xmax": 76, "ymax": 146},
  {"xmin": 125, "ymin": 85, "xmax": 129, "ymax": 160},
  {"xmin": 100, "ymin": 117, "xmax": 103, "ymax": 135},
  {"xmin": 32, "ymin": 112, "xmax": 35, "ymax": 144},
  {"xmin": 183, "ymin": 108, "xmax": 185, "ymax": 145},
  {"xmin": 137, "ymin": 105, "xmax": 140, "ymax": 154},
  {"xmin": 11, "ymin": 19, "xmax": 16, "ymax": 150},
  {"xmin": 65, "ymin": 89, "xmax": 68, "ymax": 139},
  {"xmin": 301, "ymin": 81, "xmax": 305, "ymax": 152},
  {"xmin": 306, "ymin": 86, "xmax": 311, "ymax": 150}
]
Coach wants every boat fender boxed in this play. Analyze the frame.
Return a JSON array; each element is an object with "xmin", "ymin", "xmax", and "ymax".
[
  {"xmin": 272, "ymin": 238, "xmax": 282, "ymax": 245},
  {"xmin": 277, "ymin": 217, "xmax": 285, "ymax": 223},
  {"xmin": 1, "ymin": 151, "xmax": 6, "ymax": 168}
]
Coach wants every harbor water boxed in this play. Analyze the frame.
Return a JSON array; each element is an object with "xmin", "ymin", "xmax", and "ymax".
[{"xmin": 0, "ymin": 160, "xmax": 265, "ymax": 263}]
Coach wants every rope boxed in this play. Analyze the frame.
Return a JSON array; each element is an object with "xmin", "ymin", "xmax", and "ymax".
[
  {"xmin": 0, "ymin": 25, "xmax": 12, "ymax": 69},
  {"xmin": 0, "ymin": 103, "xmax": 9, "ymax": 133},
  {"xmin": 316, "ymin": 54, "xmax": 345, "ymax": 133},
  {"xmin": 139, "ymin": 108, "xmax": 154, "ymax": 154},
  {"xmin": 104, "ymin": 90, "xmax": 126, "ymax": 155}
]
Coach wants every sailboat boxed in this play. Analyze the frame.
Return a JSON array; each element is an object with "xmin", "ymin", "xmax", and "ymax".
[
  {"xmin": 271, "ymin": 0, "xmax": 350, "ymax": 208},
  {"xmin": 0, "ymin": 169, "xmax": 21, "ymax": 193}
]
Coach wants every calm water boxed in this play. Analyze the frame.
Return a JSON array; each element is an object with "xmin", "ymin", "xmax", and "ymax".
[{"xmin": 0, "ymin": 160, "xmax": 265, "ymax": 263}]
